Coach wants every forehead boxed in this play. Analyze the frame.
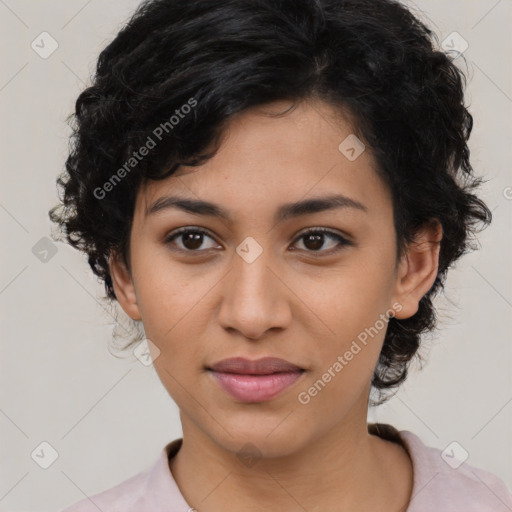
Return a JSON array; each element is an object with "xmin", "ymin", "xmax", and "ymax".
[{"xmin": 135, "ymin": 99, "xmax": 392, "ymax": 224}]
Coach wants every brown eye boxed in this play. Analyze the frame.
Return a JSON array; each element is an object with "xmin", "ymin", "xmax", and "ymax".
[
  {"xmin": 165, "ymin": 228, "xmax": 219, "ymax": 252},
  {"xmin": 164, "ymin": 227, "xmax": 352, "ymax": 256},
  {"xmin": 292, "ymin": 228, "xmax": 351, "ymax": 254}
]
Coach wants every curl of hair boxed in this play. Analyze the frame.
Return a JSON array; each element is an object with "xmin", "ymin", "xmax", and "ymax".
[{"xmin": 49, "ymin": 0, "xmax": 492, "ymax": 406}]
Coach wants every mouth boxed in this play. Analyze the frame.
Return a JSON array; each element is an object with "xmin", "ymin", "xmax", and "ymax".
[{"xmin": 206, "ymin": 357, "xmax": 306, "ymax": 403}]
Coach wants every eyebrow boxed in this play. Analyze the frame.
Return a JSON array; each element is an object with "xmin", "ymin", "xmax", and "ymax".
[{"xmin": 145, "ymin": 193, "xmax": 368, "ymax": 223}]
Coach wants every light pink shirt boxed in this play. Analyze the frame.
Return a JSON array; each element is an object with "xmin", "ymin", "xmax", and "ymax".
[{"xmin": 61, "ymin": 423, "xmax": 512, "ymax": 511}]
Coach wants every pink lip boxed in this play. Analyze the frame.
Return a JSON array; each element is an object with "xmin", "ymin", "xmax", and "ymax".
[{"xmin": 207, "ymin": 357, "xmax": 305, "ymax": 402}]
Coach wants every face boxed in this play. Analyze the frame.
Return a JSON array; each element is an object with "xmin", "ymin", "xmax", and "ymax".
[{"xmin": 110, "ymin": 99, "xmax": 441, "ymax": 458}]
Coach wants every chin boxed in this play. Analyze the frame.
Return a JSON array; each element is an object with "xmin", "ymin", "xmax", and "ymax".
[{"xmin": 204, "ymin": 413, "xmax": 308, "ymax": 460}]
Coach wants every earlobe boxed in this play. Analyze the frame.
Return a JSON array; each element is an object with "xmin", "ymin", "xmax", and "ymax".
[
  {"xmin": 392, "ymin": 220, "xmax": 443, "ymax": 320},
  {"xmin": 109, "ymin": 252, "xmax": 142, "ymax": 321}
]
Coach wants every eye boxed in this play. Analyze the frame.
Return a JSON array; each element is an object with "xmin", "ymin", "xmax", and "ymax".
[
  {"xmin": 164, "ymin": 227, "xmax": 220, "ymax": 252},
  {"xmin": 291, "ymin": 228, "xmax": 352, "ymax": 254},
  {"xmin": 164, "ymin": 227, "xmax": 352, "ymax": 255}
]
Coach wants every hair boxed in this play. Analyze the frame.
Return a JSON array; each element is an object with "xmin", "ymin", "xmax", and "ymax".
[{"xmin": 49, "ymin": 0, "xmax": 492, "ymax": 406}]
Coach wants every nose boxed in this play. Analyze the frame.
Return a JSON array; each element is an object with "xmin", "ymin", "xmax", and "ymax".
[{"xmin": 217, "ymin": 243, "xmax": 292, "ymax": 341}]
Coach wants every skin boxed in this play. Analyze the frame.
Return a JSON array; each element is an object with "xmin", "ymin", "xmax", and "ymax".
[{"xmin": 110, "ymin": 98, "xmax": 442, "ymax": 511}]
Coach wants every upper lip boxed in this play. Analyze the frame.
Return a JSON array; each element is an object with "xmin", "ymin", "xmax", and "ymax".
[{"xmin": 207, "ymin": 357, "xmax": 304, "ymax": 375}]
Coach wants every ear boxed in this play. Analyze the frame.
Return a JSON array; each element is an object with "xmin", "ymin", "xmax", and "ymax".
[
  {"xmin": 392, "ymin": 220, "xmax": 443, "ymax": 320},
  {"xmin": 109, "ymin": 251, "xmax": 142, "ymax": 321}
]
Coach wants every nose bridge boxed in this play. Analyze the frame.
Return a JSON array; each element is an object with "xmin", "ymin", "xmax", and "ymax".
[
  {"xmin": 231, "ymin": 237, "xmax": 278, "ymax": 307},
  {"xmin": 218, "ymin": 236, "xmax": 289, "ymax": 338}
]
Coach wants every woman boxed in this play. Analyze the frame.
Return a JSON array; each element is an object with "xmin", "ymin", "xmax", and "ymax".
[{"xmin": 50, "ymin": 0, "xmax": 512, "ymax": 510}]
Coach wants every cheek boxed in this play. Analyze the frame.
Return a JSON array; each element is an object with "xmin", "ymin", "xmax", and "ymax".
[
  {"xmin": 299, "ymin": 275, "xmax": 389, "ymax": 416},
  {"xmin": 304, "ymin": 253, "xmax": 396, "ymax": 388},
  {"xmin": 146, "ymin": 299, "xmax": 207, "ymax": 407},
  {"xmin": 321, "ymin": 259, "xmax": 395, "ymax": 339},
  {"xmin": 133, "ymin": 283, "xmax": 204, "ymax": 393},
  {"xmin": 132, "ymin": 253, "xmax": 205, "ymax": 339}
]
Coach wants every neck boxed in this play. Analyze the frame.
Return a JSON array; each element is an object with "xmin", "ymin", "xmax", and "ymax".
[{"xmin": 169, "ymin": 415, "xmax": 413, "ymax": 512}]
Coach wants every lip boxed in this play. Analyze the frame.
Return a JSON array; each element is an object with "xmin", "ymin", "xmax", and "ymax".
[
  {"xmin": 207, "ymin": 357, "xmax": 305, "ymax": 402},
  {"xmin": 208, "ymin": 357, "xmax": 303, "ymax": 374}
]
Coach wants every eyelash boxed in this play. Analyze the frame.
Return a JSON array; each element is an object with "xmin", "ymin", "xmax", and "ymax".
[{"xmin": 164, "ymin": 227, "xmax": 352, "ymax": 256}]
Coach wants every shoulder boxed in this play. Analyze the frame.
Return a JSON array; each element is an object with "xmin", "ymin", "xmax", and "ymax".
[
  {"xmin": 398, "ymin": 429, "xmax": 512, "ymax": 512},
  {"xmin": 59, "ymin": 439, "xmax": 187, "ymax": 512},
  {"xmin": 59, "ymin": 470, "xmax": 149, "ymax": 512}
]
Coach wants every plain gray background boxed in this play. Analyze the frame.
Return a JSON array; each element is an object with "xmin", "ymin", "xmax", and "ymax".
[{"xmin": 0, "ymin": 1, "xmax": 511, "ymax": 511}]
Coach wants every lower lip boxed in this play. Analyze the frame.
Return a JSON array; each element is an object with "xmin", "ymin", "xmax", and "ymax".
[{"xmin": 209, "ymin": 371, "xmax": 304, "ymax": 402}]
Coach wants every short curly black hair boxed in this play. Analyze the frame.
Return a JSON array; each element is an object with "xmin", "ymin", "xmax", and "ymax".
[{"xmin": 49, "ymin": 0, "xmax": 492, "ymax": 405}]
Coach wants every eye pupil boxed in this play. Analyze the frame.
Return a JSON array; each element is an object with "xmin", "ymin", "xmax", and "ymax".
[
  {"xmin": 304, "ymin": 234, "xmax": 324, "ymax": 251},
  {"xmin": 183, "ymin": 232, "xmax": 204, "ymax": 250}
]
